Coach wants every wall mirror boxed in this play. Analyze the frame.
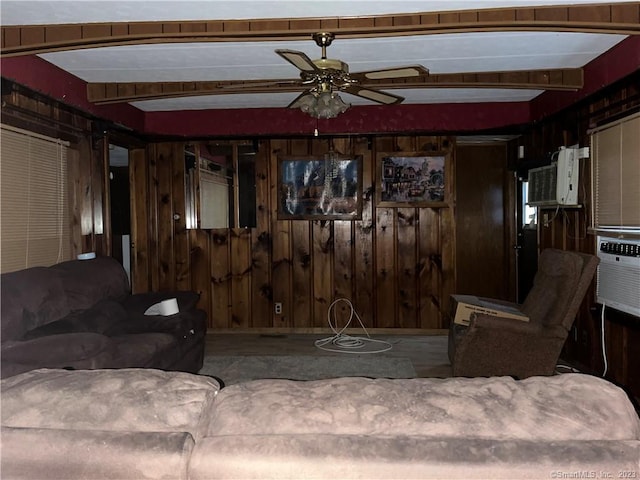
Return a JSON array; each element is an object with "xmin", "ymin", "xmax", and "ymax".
[{"xmin": 185, "ymin": 141, "xmax": 257, "ymax": 229}]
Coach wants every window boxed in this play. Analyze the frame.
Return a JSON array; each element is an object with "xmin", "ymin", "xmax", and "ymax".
[
  {"xmin": 522, "ymin": 181, "xmax": 537, "ymax": 227},
  {"xmin": 1, "ymin": 124, "xmax": 71, "ymax": 273},
  {"xmin": 590, "ymin": 112, "xmax": 640, "ymax": 233}
]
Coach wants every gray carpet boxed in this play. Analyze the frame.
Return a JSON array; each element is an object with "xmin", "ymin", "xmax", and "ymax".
[{"xmin": 199, "ymin": 355, "xmax": 417, "ymax": 386}]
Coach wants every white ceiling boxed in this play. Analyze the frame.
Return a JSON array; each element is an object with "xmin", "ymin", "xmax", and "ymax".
[{"xmin": 0, "ymin": 1, "xmax": 631, "ymax": 113}]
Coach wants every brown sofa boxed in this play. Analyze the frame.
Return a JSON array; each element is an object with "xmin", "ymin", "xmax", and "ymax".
[
  {"xmin": 0, "ymin": 256, "xmax": 207, "ymax": 378},
  {"xmin": 1, "ymin": 368, "xmax": 639, "ymax": 479}
]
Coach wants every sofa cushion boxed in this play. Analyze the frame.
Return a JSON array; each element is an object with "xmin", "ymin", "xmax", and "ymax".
[
  {"xmin": 205, "ymin": 374, "xmax": 640, "ymax": 442},
  {"xmin": 1, "ymin": 368, "xmax": 220, "ymax": 442},
  {"xmin": 1, "ymin": 267, "xmax": 71, "ymax": 341},
  {"xmin": 49, "ymin": 256, "xmax": 130, "ymax": 311},
  {"xmin": 1, "ymin": 333, "xmax": 111, "ymax": 364},
  {"xmin": 21, "ymin": 299, "xmax": 128, "ymax": 340}
]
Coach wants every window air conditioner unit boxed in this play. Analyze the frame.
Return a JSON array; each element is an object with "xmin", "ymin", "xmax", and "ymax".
[
  {"xmin": 596, "ymin": 235, "xmax": 640, "ymax": 317},
  {"xmin": 527, "ymin": 146, "xmax": 579, "ymax": 207}
]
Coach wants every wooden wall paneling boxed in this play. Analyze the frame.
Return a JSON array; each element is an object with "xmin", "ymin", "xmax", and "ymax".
[
  {"xmin": 91, "ymin": 136, "xmax": 106, "ymax": 255},
  {"xmin": 330, "ymin": 138, "xmax": 356, "ymax": 327},
  {"xmin": 333, "ymin": 219, "xmax": 354, "ymax": 313},
  {"xmin": 154, "ymin": 143, "xmax": 177, "ymax": 291},
  {"xmin": 147, "ymin": 145, "xmax": 160, "ymax": 291},
  {"xmin": 373, "ymin": 136, "xmax": 399, "ymax": 328},
  {"xmin": 396, "ymin": 207, "xmax": 419, "ymax": 328},
  {"xmin": 189, "ymin": 229, "xmax": 212, "ymax": 326},
  {"xmin": 439, "ymin": 141, "xmax": 456, "ymax": 327},
  {"xmin": 250, "ymin": 142, "xmax": 272, "ymax": 328},
  {"xmin": 309, "ymin": 137, "xmax": 333, "ymax": 326},
  {"xmin": 210, "ymin": 228, "xmax": 231, "ymax": 328},
  {"xmin": 289, "ymin": 139, "xmax": 314, "ymax": 328},
  {"xmin": 269, "ymin": 139, "xmax": 292, "ymax": 328},
  {"xmin": 440, "ymin": 206, "xmax": 455, "ymax": 328},
  {"xmin": 625, "ymin": 326, "xmax": 640, "ymax": 403},
  {"xmin": 395, "ymin": 136, "xmax": 419, "ymax": 328},
  {"xmin": 581, "ymin": 289, "xmax": 600, "ymax": 367},
  {"xmin": 100, "ymin": 137, "xmax": 112, "ymax": 256},
  {"xmin": 416, "ymin": 135, "xmax": 443, "ymax": 153},
  {"xmin": 129, "ymin": 147, "xmax": 149, "ymax": 293},
  {"xmin": 412, "ymin": 135, "xmax": 442, "ymax": 329},
  {"xmin": 418, "ymin": 208, "xmax": 441, "ymax": 329},
  {"xmin": 172, "ymin": 143, "xmax": 191, "ymax": 290},
  {"xmin": 312, "ymin": 220, "xmax": 334, "ymax": 327},
  {"xmin": 230, "ymin": 227, "xmax": 252, "ymax": 328},
  {"xmin": 76, "ymin": 137, "xmax": 96, "ymax": 254},
  {"xmin": 66, "ymin": 146, "xmax": 83, "ymax": 258},
  {"xmin": 604, "ymin": 319, "xmax": 626, "ymax": 386},
  {"xmin": 375, "ymin": 207, "xmax": 397, "ymax": 328},
  {"xmin": 290, "ymin": 214, "xmax": 312, "ymax": 328},
  {"xmin": 353, "ymin": 137, "xmax": 375, "ymax": 327}
]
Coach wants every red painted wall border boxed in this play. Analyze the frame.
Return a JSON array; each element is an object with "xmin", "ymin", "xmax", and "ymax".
[{"xmin": 1, "ymin": 55, "xmax": 145, "ymax": 131}]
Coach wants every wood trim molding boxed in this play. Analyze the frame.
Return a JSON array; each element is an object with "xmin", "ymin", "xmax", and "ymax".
[
  {"xmin": 2, "ymin": 3, "xmax": 639, "ymax": 56},
  {"xmin": 87, "ymin": 68, "xmax": 584, "ymax": 105}
]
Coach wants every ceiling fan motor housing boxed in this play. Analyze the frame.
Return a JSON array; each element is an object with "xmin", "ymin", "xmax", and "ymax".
[{"xmin": 312, "ymin": 58, "xmax": 349, "ymax": 73}]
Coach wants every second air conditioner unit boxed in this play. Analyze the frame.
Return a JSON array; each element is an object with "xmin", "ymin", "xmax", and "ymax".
[{"xmin": 528, "ymin": 146, "xmax": 579, "ymax": 207}]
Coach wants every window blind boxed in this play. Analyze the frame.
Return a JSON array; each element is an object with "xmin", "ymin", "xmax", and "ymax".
[
  {"xmin": 590, "ymin": 112, "xmax": 640, "ymax": 232},
  {"xmin": 1, "ymin": 124, "xmax": 71, "ymax": 273}
]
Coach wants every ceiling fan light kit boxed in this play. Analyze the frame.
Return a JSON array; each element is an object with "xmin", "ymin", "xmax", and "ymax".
[
  {"xmin": 295, "ymin": 91, "xmax": 351, "ymax": 119},
  {"xmin": 275, "ymin": 32, "xmax": 429, "ymax": 119}
]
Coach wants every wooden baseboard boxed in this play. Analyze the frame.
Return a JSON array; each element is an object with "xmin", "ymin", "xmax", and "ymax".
[{"xmin": 206, "ymin": 328, "xmax": 448, "ymax": 336}]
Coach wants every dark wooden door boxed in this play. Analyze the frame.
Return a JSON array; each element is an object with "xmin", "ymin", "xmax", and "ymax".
[{"xmin": 455, "ymin": 143, "xmax": 515, "ymax": 300}]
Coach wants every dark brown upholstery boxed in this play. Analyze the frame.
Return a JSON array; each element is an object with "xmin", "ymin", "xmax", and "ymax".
[
  {"xmin": 1, "ymin": 256, "xmax": 207, "ymax": 378},
  {"xmin": 448, "ymin": 249, "xmax": 599, "ymax": 379}
]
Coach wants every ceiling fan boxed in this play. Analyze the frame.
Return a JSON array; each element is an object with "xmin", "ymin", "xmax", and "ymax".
[{"xmin": 272, "ymin": 32, "xmax": 429, "ymax": 118}]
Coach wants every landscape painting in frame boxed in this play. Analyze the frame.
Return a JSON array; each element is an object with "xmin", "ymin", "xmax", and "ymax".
[
  {"xmin": 378, "ymin": 152, "xmax": 447, "ymax": 207},
  {"xmin": 278, "ymin": 155, "xmax": 363, "ymax": 220}
]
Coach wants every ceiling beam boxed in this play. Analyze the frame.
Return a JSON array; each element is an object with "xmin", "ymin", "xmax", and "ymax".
[
  {"xmin": 86, "ymin": 69, "xmax": 583, "ymax": 105},
  {"xmin": 2, "ymin": 3, "xmax": 639, "ymax": 57}
]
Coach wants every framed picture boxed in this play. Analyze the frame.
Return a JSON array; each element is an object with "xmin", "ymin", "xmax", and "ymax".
[
  {"xmin": 277, "ymin": 155, "xmax": 363, "ymax": 220},
  {"xmin": 377, "ymin": 151, "xmax": 447, "ymax": 207}
]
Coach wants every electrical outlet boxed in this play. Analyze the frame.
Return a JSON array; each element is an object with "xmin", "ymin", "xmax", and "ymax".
[{"xmin": 274, "ymin": 302, "xmax": 282, "ymax": 315}]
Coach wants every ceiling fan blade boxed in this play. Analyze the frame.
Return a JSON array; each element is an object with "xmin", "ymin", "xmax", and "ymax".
[
  {"xmin": 344, "ymin": 86, "xmax": 404, "ymax": 105},
  {"xmin": 275, "ymin": 49, "xmax": 319, "ymax": 73},
  {"xmin": 218, "ymin": 79, "xmax": 304, "ymax": 90},
  {"xmin": 351, "ymin": 65, "xmax": 429, "ymax": 81}
]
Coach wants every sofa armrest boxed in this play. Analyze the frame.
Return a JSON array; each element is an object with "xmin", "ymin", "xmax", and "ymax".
[
  {"xmin": 471, "ymin": 313, "xmax": 566, "ymax": 339},
  {"xmin": 117, "ymin": 310, "xmax": 207, "ymax": 336},
  {"xmin": 1, "ymin": 426, "xmax": 194, "ymax": 480},
  {"xmin": 121, "ymin": 291, "xmax": 200, "ymax": 315}
]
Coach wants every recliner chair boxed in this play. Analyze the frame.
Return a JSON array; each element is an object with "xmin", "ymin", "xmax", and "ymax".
[{"xmin": 448, "ymin": 248, "xmax": 599, "ymax": 379}]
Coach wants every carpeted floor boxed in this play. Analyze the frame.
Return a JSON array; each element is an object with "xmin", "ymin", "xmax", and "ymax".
[{"xmin": 199, "ymin": 355, "xmax": 417, "ymax": 386}]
